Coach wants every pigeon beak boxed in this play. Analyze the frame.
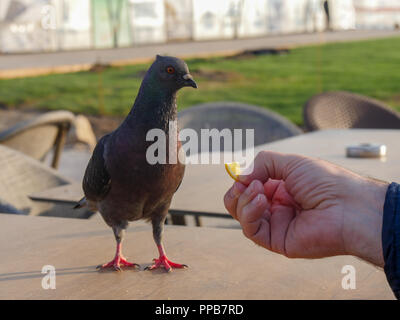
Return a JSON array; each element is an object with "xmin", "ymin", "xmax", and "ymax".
[{"xmin": 182, "ymin": 74, "xmax": 197, "ymax": 89}]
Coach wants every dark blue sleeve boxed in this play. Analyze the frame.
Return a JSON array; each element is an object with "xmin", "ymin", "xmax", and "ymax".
[{"xmin": 382, "ymin": 182, "xmax": 400, "ymax": 300}]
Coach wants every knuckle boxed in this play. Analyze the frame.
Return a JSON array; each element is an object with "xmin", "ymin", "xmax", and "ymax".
[
  {"xmin": 236, "ymin": 196, "xmax": 251, "ymax": 220},
  {"xmin": 241, "ymin": 226, "xmax": 251, "ymax": 239},
  {"xmin": 223, "ymin": 191, "xmax": 231, "ymax": 208},
  {"xmin": 255, "ymin": 151, "xmax": 267, "ymax": 163},
  {"xmin": 223, "ymin": 189, "xmax": 236, "ymax": 212},
  {"xmin": 257, "ymin": 150, "xmax": 272, "ymax": 161}
]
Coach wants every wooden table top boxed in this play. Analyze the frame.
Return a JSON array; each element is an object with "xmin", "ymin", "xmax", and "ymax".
[
  {"xmin": 0, "ymin": 214, "xmax": 394, "ymax": 299},
  {"xmin": 30, "ymin": 129, "xmax": 400, "ymax": 215}
]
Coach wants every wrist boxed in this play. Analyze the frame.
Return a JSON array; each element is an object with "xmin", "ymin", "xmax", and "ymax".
[{"xmin": 343, "ymin": 177, "xmax": 388, "ymax": 267}]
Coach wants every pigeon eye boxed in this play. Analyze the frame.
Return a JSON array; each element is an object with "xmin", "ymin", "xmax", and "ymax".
[{"xmin": 166, "ymin": 66, "xmax": 175, "ymax": 74}]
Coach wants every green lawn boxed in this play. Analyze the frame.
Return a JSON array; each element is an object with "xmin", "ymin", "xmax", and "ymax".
[{"xmin": 1, "ymin": 36, "xmax": 400, "ymax": 126}]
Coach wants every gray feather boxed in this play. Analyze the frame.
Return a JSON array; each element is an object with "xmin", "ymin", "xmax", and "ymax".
[{"xmin": 82, "ymin": 134, "xmax": 111, "ymax": 202}]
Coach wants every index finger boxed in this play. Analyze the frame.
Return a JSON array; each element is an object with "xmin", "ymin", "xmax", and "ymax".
[
  {"xmin": 237, "ymin": 151, "xmax": 304, "ymax": 186},
  {"xmin": 223, "ymin": 181, "xmax": 247, "ymax": 220}
]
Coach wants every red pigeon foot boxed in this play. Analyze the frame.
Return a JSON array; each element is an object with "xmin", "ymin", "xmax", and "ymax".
[
  {"xmin": 145, "ymin": 255, "xmax": 188, "ymax": 273},
  {"xmin": 97, "ymin": 255, "xmax": 139, "ymax": 272}
]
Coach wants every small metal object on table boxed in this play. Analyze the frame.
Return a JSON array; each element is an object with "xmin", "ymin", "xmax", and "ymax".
[{"xmin": 346, "ymin": 143, "xmax": 387, "ymax": 158}]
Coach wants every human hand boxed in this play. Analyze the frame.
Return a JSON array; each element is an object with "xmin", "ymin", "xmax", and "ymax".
[{"xmin": 224, "ymin": 151, "xmax": 388, "ymax": 267}]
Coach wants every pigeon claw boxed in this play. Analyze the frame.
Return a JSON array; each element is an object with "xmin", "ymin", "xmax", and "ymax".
[
  {"xmin": 96, "ymin": 256, "xmax": 139, "ymax": 272},
  {"xmin": 145, "ymin": 255, "xmax": 188, "ymax": 273}
]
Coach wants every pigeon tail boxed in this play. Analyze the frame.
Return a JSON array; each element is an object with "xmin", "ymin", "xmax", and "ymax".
[{"xmin": 73, "ymin": 197, "xmax": 87, "ymax": 209}]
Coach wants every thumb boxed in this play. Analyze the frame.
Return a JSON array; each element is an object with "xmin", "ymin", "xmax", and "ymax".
[{"xmin": 237, "ymin": 151, "xmax": 305, "ymax": 186}]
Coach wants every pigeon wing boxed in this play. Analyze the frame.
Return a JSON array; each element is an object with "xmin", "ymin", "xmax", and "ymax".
[{"xmin": 82, "ymin": 135, "xmax": 111, "ymax": 202}]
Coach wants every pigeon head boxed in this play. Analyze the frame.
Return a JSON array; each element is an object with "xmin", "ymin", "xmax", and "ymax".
[{"xmin": 147, "ymin": 55, "xmax": 197, "ymax": 92}]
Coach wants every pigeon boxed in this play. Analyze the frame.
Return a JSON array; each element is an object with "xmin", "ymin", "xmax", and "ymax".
[{"xmin": 75, "ymin": 55, "xmax": 197, "ymax": 272}]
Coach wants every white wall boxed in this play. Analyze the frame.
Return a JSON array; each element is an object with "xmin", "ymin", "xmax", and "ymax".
[
  {"xmin": 165, "ymin": 0, "xmax": 193, "ymax": 41},
  {"xmin": 354, "ymin": 0, "xmax": 400, "ymax": 29},
  {"xmin": 54, "ymin": 0, "xmax": 91, "ymax": 50},
  {"xmin": 2, "ymin": 0, "xmax": 397, "ymax": 53},
  {"xmin": 237, "ymin": 0, "xmax": 269, "ymax": 38},
  {"xmin": 0, "ymin": 0, "xmax": 91, "ymax": 53},
  {"xmin": 0, "ymin": 0, "xmax": 11, "ymax": 20},
  {"xmin": 0, "ymin": 0, "xmax": 56, "ymax": 53},
  {"xmin": 330, "ymin": 0, "xmax": 356, "ymax": 30},
  {"xmin": 192, "ymin": 0, "xmax": 238, "ymax": 40},
  {"xmin": 129, "ymin": 0, "xmax": 166, "ymax": 44}
]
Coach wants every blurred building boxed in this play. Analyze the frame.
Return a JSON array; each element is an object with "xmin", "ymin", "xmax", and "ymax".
[
  {"xmin": 354, "ymin": 0, "xmax": 400, "ymax": 29},
  {"xmin": 0, "ymin": 0, "xmax": 398, "ymax": 53}
]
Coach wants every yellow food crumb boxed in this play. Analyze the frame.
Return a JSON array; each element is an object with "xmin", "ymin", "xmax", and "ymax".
[{"xmin": 225, "ymin": 162, "xmax": 241, "ymax": 181}]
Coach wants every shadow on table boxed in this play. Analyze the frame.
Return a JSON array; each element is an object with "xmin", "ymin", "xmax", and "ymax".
[
  {"xmin": 0, "ymin": 264, "xmax": 187, "ymax": 281},
  {"xmin": 0, "ymin": 266, "xmax": 97, "ymax": 282},
  {"xmin": 45, "ymin": 224, "xmax": 151, "ymax": 240}
]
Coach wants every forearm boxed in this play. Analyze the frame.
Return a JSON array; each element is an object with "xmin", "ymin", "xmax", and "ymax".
[
  {"xmin": 343, "ymin": 177, "xmax": 388, "ymax": 267},
  {"xmin": 343, "ymin": 177, "xmax": 400, "ymax": 299}
]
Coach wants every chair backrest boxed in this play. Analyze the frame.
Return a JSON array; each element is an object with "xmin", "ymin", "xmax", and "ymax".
[
  {"xmin": 0, "ymin": 198, "xmax": 22, "ymax": 214},
  {"xmin": 0, "ymin": 111, "xmax": 75, "ymax": 168},
  {"xmin": 0, "ymin": 145, "xmax": 72, "ymax": 216},
  {"xmin": 178, "ymin": 102, "xmax": 302, "ymax": 152},
  {"xmin": 303, "ymin": 91, "xmax": 400, "ymax": 131}
]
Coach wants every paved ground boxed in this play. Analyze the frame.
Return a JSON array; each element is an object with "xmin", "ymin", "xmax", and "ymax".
[{"xmin": 1, "ymin": 29, "xmax": 399, "ymax": 77}]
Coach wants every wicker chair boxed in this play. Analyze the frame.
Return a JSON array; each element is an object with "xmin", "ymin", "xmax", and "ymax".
[
  {"xmin": 178, "ymin": 102, "xmax": 302, "ymax": 152},
  {"xmin": 0, "ymin": 145, "xmax": 90, "ymax": 218},
  {"xmin": 0, "ymin": 111, "xmax": 75, "ymax": 169},
  {"xmin": 303, "ymin": 91, "xmax": 400, "ymax": 131},
  {"xmin": 0, "ymin": 198, "xmax": 22, "ymax": 214}
]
